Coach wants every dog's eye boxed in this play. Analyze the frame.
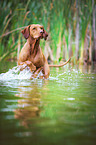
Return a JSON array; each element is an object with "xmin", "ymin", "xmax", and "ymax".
[
  {"xmin": 40, "ymin": 27, "xmax": 43, "ymax": 30},
  {"xmin": 33, "ymin": 27, "xmax": 36, "ymax": 30}
]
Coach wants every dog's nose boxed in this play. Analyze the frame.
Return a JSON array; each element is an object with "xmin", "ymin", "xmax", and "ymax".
[{"xmin": 40, "ymin": 30, "xmax": 43, "ymax": 34}]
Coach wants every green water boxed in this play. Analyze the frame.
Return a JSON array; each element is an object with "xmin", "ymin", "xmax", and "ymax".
[{"xmin": 0, "ymin": 61, "xmax": 96, "ymax": 145}]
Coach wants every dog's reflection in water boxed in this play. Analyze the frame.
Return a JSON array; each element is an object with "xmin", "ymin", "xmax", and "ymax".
[{"xmin": 14, "ymin": 84, "xmax": 42, "ymax": 128}]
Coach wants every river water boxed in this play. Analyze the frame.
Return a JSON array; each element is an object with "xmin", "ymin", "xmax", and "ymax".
[{"xmin": 0, "ymin": 61, "xmax": 96, "ymax": 145}]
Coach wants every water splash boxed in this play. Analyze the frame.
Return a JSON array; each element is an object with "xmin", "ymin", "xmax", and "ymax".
[
  {"xmin": 0, "ymin": 65, "xmax": 61, "ymax": 81},
  {"xmin": 0, "ymin": 65, "xmax": 44, "ymax": 88},
  {"xmin": 0, "ymin": 64, "xmax": 82, "ymax": 86},
  {"xmin": 0, "ymin": 65, "xmax": 32, "ymax": 81}
]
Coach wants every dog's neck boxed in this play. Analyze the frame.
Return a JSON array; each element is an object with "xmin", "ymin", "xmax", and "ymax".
[{"xmin": 27, "ymin": 36, "xmax": 40, "ymax": 55}]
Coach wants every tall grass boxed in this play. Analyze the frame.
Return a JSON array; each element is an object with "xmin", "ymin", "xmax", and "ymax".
[{"xmin": 0, "ymin": 0, "xmax": 94, "ymax": 64}]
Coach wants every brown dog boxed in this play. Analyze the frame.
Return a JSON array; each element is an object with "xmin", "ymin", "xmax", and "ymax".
[{"xmin": 18, "ymin": 24, "xmax": 71, "ymax": 79}]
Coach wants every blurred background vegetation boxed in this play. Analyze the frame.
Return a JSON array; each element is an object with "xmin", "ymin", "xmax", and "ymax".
[{"xmin": 0, "ymin": 0, "xmax": 96, "ymax": 64}]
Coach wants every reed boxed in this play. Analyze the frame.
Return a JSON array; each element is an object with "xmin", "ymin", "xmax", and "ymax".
[{"xmin": 0, "ymin": 0, "xmax": 94, "ymax": 64}]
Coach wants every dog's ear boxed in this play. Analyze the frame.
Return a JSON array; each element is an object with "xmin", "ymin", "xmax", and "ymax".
[
  {"xmin": 21, "ymin": 25, "xmax": 30, "ymax": 39},
  {"xmin": 43, "ymin": 29, "xmax": 48, "ymax": 40}
]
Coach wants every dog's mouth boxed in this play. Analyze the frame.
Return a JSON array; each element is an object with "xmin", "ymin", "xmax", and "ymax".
[{"xmin": 40, "ymin": 33, "xmax": 43, "ymax": 39}]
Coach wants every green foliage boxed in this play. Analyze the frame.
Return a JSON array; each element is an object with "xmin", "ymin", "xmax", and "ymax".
[{"xmin": 0, "ymin": 43, "xmax": 4, "ymax": 57}]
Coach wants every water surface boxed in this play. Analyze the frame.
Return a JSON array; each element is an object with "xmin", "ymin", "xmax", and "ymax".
[{"xmin": 0, "ymin": 61, "xmax": 96, "ymax": 145}]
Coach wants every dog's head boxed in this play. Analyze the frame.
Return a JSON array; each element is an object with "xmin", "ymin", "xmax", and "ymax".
[{"xmin": 21, "ymin": 24, "xmax": 48, "ymax": 40}]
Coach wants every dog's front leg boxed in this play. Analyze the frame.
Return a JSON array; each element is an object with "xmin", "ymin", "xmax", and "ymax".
[
  {"xmin": 30, "ymin": 67, "xmax": 43, "ymax": 79},
  {"xmin": 18, "ymin": 60, "xmax": 36, "ymax": 72}
]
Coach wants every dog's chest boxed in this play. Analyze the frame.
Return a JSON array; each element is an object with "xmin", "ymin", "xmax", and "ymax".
[{"xmin": 29, "ymin": 52, "xmax": 44, "ymax": 67}]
